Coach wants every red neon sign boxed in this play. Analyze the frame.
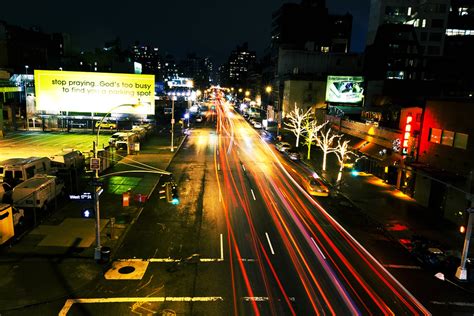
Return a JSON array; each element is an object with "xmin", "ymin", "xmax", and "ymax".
[{"xmin": 402, "ymin": 115, "xmax": 412, "ymax": 155}]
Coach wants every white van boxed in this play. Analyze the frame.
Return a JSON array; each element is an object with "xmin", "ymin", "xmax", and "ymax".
[
  {"xmin": 12, "ymin": 175, "xmax": 64, "ymax": 210},
  {"xmin": 109, "ymin": 132, "xmax": 128, "ymax": 146},
  {"xmin": 0, "ymin": 157, "xmax": 52, "ymax": 186}
]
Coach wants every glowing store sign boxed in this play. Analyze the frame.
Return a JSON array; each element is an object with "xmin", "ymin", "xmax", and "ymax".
[{"xmin": 402, "ymin": 115, "xmax": 412, "ymax": 156}]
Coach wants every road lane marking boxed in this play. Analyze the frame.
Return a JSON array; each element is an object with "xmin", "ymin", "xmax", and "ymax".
[
  {"xmin": 265, "ymin": 232, "xmax": 275, "ymax": 255},
  {"xmin": 311, "ymin": 237, "xmax": 326, "ymax": 260},
  {"xmin": 241, "ymin": 164, "xmax": 246, "ymax": 171},
  {"xmin": 383, "ymin": 264, "xmax": 421, "ymax": 270},
  {"xmin": 60, "ymin": 297, "xmax": 224, "ymax": 315},
  {"xmin": 220, "ymin": 233, "xmax": 224, "ymax": 261},
  {"xmin": 243, "ymin": 297, "xmax": 295, "ymax": 302},
  {"xmin": 251, "ymin": 189, "xmax": 256, "ymax": 201},
  {"xmin": 431, "ymin": 301, "xmax": 474, "ymax": 307},
  {"xmin": 217, "ymin": 163, "xmax": 220, "ymax": 171}
]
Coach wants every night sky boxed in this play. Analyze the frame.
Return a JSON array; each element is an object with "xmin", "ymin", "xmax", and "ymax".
[{"xmin": 0, "ymin": 0, "xmax": 370, "ymax": 64}]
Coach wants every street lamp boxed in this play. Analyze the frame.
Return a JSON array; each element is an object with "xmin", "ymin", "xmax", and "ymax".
[
  {"xmin": 170, "ymin": 95, "xmax": 176, "ymax": 152},
  {"xmin": 245, "ymin": 90, "xmax": 250, "ymax": 97},
  {"xmin": 92, "ymin": 101, "xmax": 142, "ymax": 261},
  {"xmin": 456, "ymin": 207, "xmax": 474, "ymax": 281},
  {"xmin": 24, "ymin": 65, "xmax": 30, "ymax": 130},
  {"xmin": 265, "ymin": 86, "xmax": 272, "ymax": 94}
]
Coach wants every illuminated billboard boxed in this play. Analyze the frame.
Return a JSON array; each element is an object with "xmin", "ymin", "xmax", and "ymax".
[
  {"xmin": 34, "ymin": 70, "xmax": 154, "ymax": 115},
  {"xmin": 167, "ymin": 77, "xmax": 194, "ymax": 88},
  {"xmin": 325, "ymin": 76, "xmax": 364, "ymax": 104}
]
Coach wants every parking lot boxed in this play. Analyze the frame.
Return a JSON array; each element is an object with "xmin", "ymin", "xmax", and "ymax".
[{"xmin": 0, "ymin": 131, "xmax": 112, "ymax": 160}]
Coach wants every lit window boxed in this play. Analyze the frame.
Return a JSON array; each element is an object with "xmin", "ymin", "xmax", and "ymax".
[
  {"xmin": 429, "ymin": 128, "xmax": 442, "ymax": 143},
  {"xmin": 321, "ymin": 46, "xmax": 330, "ymax": 53},
  {"xmin": 454, "ymin": 133, "xmax": 468, "ymax": 149},
  {"xmin": 422, "ymin": 19, "xmax": 427, "ymax": 28},
  {"xmin": 441, "ymin": 130, "xmax": 454, "ymax": 146},
  {"xmin": 408, "ymin": 7, "xmax": 412, "ymax": 16},
  {"xmin": 458, "ymin": 7, "xmax": 469, "ymax": 16}
]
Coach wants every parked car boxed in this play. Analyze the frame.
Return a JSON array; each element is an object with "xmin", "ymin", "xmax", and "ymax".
[
  {"xmin": 286, "ymin": 148, "xmax": 301, "ymax": 161},
  {"xmin": 253, "ymin": 121, "xmax": 263, "ymax": 129},
  {"xmin": 95, "ymin": 121, "xmax": 117, "ymax": 129},
  {"xmin": 196, "ymin": 116, "xmax": 203, "ymax": 123},
  {"xmin": 275, "ymin": 142, "xmax": 291, "ymax": 152}
]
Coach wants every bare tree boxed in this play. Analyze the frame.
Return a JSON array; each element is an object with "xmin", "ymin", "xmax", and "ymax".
[
  {"xmin": 334, "ymin": 138, "xmax": 358, "ymax": 182},
  {"xmin": 302, "ymin": 117, "xmax": 327, "ymax": 160},
  {"xmin": 316, "ymin": 126, "xmax": 340, "ymax": 171},
  {"xmin": 284, "ymin": 103, "xmax": 312, "ymax": 148}
]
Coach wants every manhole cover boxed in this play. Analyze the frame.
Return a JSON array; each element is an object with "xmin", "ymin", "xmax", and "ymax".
[{"xmin": 118, "ymin": 266, "xmax": 136, "ymax": 274}]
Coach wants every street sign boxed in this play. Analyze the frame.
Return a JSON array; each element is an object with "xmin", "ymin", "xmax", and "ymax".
[
  {"xmin": 69, "ymin": 192, "xmax": 93, "ymax": 201},
  {"xmin": 90, "ymin": 158, "xmax": 100, "ymax": 171}
]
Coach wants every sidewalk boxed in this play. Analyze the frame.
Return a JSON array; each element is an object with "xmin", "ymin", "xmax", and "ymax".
[
  {"xmin": 0, "ymin": 128, "xmax": 186, "ymax": 312},
  {"xmin": 273, "ymin": 127, "xmax": 473, "ymax": 276},
  {"xmin": 298, "ymin": 141, "xmax": 473, "ymax": 278}
]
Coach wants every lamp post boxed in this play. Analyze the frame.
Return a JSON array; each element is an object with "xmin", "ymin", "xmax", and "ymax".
[
  {"xmin": 456, "ymin": 207, "xmax": 474, "ymax": 281},
  {"xmin": 25, "ymin": 65, "xmax": 29, "ymax": 130},
  {"xmin": 171, "ymin": 95, "xmax": 176, "ymax": 152},
  {"xmin": 92, "ymin": 102, "xmax": 141, "ymax": 261}
]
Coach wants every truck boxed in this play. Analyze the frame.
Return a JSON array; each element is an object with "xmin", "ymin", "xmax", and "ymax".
[
  {"xmin": 11, "ymin": 175, "xmax": 64, "ymax": 211},
  {"xmin": 0, "ymin": 157, "xmax": 52, "ymax": 187},
  {"xmin": 0, "ymin": 204, "xmax": 25, "ymax": 244},
  {"xmin": 115, "ymin": 132, "xmax": 139, "ymax": 152},
  {"xmin": 50, "ymin": 149, "xmax": 85, "ymax": 170}
]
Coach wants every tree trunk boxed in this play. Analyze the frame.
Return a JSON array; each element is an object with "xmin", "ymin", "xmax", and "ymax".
[
  {"xmin": 307, "ymin": 143, "xmax": 312, "ymax": 160},
  {"xmin": 322, "ymin": 151, "xmax": 327, "ymax": 171},
  {"xmin": 296, "ymin": 133, "xmax": 300, "ymax": 148}
]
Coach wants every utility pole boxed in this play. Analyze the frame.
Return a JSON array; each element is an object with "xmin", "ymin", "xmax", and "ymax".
[
  {"xmin": 171, "ymin": 96, "xmax": 175, "ymax": 152},
  {"xmin": 92, "ymin": 141, "xmax": 102, "ymax": 261}
]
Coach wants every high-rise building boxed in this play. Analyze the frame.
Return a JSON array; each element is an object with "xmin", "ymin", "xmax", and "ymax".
[
  {"xmin": 0, "ymin": 20, "xmax": 69, "ymax": 73},
  {"xmin": 368, "ymin": 0, "xmax": 449, "ymax": 56},
  {"xmin": 271, "ymin": 0, "xmax": 352, "ymax": 54},
  {"xmin": 225, "ymin": 42, "xmax": 256, "ymax": 88},
  {"xmin": 132, "ymin": 42, "xmax": 161, "ymax": 75},
  {"xmin": 263, "ymin": 0, "xmax": 354, "ymax": 116},
  {"xmin": 364, "ymin": 0, "xmax": 451, "ymax": 106}
]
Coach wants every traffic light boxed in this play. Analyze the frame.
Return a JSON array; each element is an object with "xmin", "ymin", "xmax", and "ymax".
[
  {"xmin": 165, "ymin": 182, "xmax": 179, "ymax": 204},
  {"xmin": 171, "ymin": 184, "xmax": 179, "ymax": 205}
]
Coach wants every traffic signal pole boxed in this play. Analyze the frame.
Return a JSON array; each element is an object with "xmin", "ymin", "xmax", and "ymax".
[{"xmin": 171, "ymin": 97, "xmax": 175, "ymax": 152}]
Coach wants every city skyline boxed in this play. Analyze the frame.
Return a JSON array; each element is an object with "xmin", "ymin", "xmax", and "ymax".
[{"xmin": 0, "ymin": 0, "xmax": 370, "ymax": 63}]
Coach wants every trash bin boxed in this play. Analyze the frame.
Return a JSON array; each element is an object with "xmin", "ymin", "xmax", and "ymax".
[{"xmin": 100, "ymin": 246, "xmax": 111, "ymax": 263}]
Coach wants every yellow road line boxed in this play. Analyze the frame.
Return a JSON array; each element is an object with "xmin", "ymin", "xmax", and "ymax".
[{"xmin": 59, "ymin": 296, "xmax": 224, "ymax": 315}]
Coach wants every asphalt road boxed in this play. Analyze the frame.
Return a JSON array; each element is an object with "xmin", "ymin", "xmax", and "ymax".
[{"xmin": 3, "ymin": 106, "xmax": 472, "ymax": 315}]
